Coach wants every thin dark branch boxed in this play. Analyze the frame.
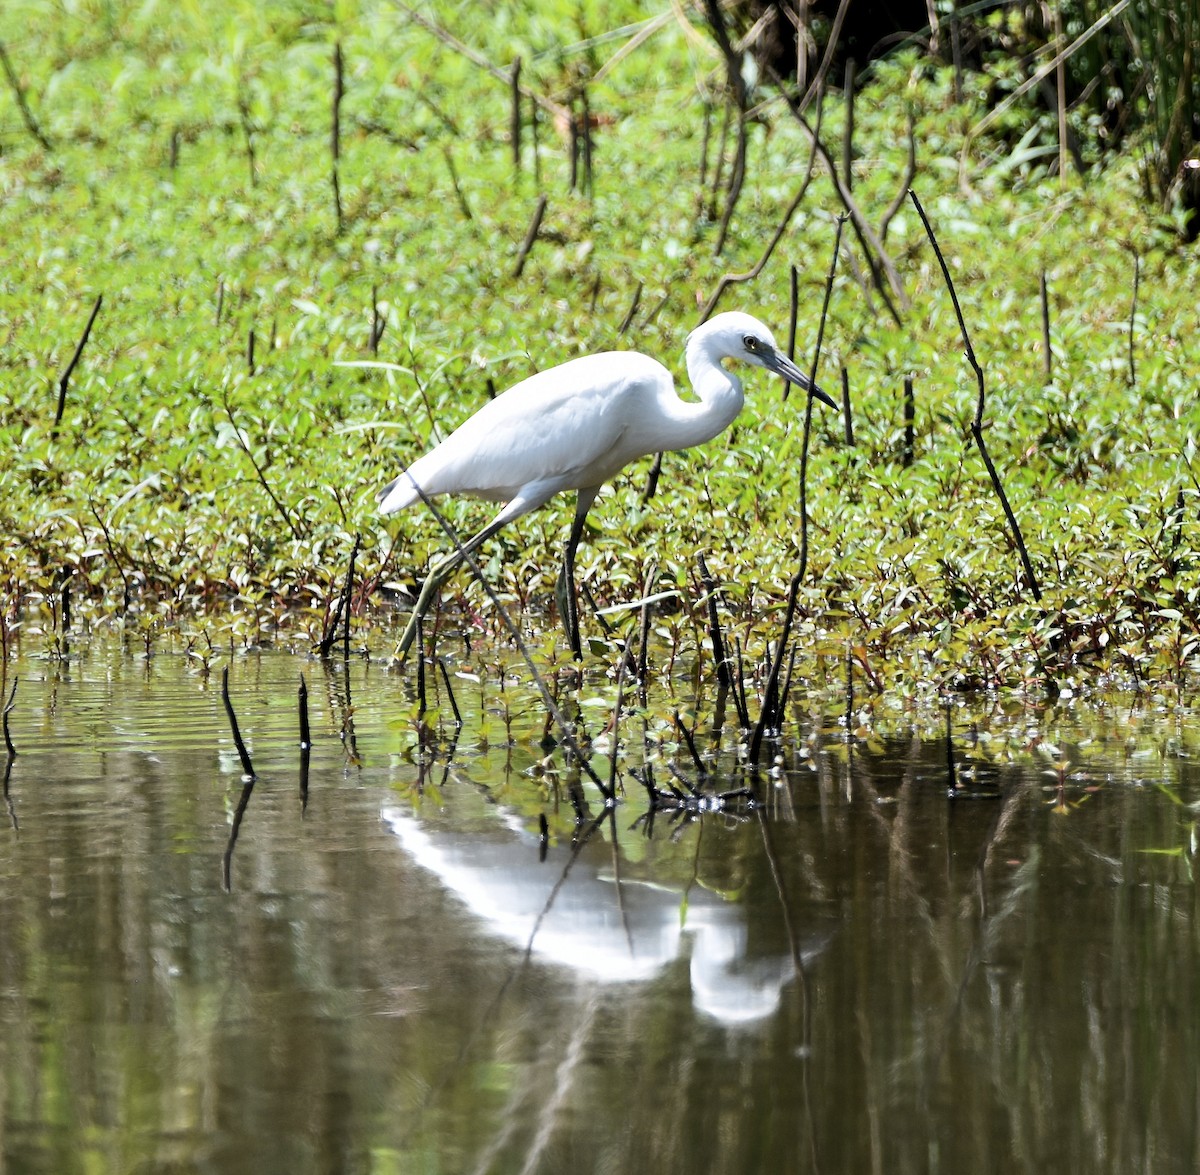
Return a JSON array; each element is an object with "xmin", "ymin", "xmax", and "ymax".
[
  {"xmin": 510, "ymin": 56, "xmax": 522, "ymax": 170},
  {"xmin": 749, "ymin": 219, "xmax": 844, "ymax": 767},
  {"xmin": 674, "ymin": 710, "xmax": 706, "ymax": 777},
  {"xmin": 697, "ymin": 553, "xmax": 730, "ymax": 689},
  {"xmin": 1040, "ymin": 269, "xmax": 1052, "ymax": 382},
  {"xmin": 1128, "ymin": 251, "xmax": 1139, "ymax": 387},
  {"xmin": 437, "ymin": 657, "xmax": 463, "ymax": 729},
  {"xmin": 618, "ymin": 280, "xmax": 643, "ymax": 335},
  {"xmin": 52, "ymin": 294, "xmax": 103, "ymax": 439},
  {"xmin": 771, "ymin": 70, "xmax": 907, "ymax": 323},
  {"xmin": 699, "ymin": 96, "xmax": 823, "ymax": 322},
  {"xmin": 222, "ymin": 394, "xmax": 303, "ymax": 541},
  {"xmin": 221, "ymin": 666, "xmax": 256, "ymax": 780},
  {"xmin": 514, "ymin": 194, "xmax": 547, "ymax": 278},
  {"xmin": 0, "ymin": 41, "xmax": 52, "ymax": 151},
  {"xmin": 332, "ymin": 42, "xmax": 345, "ymax": 232},
  {"xmin": 908, "ymin": 188, "xmax": 1043, "ymax": 604},
  {"xmin": 2, "ymin": 676, "xmax": 17, "ymax": 760},
  {"xmin": 396, "ymin": 2, "xmax": 570, "ymax": 122},
  {"xmin": 879, "ymin": 110, "xmax": 916, "ymax": 241}
]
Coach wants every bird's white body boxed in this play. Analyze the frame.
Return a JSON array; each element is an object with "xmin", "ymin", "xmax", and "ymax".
[
  {"xmin": 379, "ymin": 311, "xmax": 833, "ymax": 657},
  {"xmin": 378, "ymin": 333, "xmax": 748, "ymax": 516}
]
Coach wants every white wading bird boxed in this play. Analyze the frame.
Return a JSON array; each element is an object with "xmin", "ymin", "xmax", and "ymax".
[{"xmin": 379, "ymin": 311, "xmax": 837, "ymax": 658}]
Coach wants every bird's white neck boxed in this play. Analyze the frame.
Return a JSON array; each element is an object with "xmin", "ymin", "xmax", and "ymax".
[{"xmin": 662, "ymin": 332, "xmax": 745, "ymax": 449}]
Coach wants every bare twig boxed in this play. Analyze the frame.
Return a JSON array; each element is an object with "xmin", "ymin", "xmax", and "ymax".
[
  {"xmin": 3, "ymin": 677, "xmax": 17, "ymax": 760},
  {"xmin": 771, "ymin": 71, "xmax": 907, "ymax": 323},
  {"xmin": 221, "ymin": 666, "xmax": 256, "ymax": 780},
  {"xmin": 396, "ymin": 2, "xmax": 570, "ymax": 123},
  {"xmin": 236, "ymin": 89, "xmax": 257, "ymax": 187},
  {"xmin": 699, "ymin": 96, "xmax": 823, "ymax": 322},
  {"xmin": 437, "ymin": 657, "xmax": 463, "ymax": 729},
  {"xmin": 697, "ymin": 553, "xmax": 731, "ymax": 689},
  {"xmin": 841, "ymin": 58, "xmax": 856, "ymax": 191},
  {"xmin": 0, "ymin": 41, "xmax": 52, "ymax": 151},
  {"xmin": 879, "ymin": 110, "xmax": 916, "ymax": 241},
  {"xmin": 703, "ymin": 0, "xmax": 749, "ymax": 256},
  {"xmin": 618, "ymin": 281, "xmax": 643, "ymax": 334},
  {"xmin": 1128, "ymin": 251, "xmax": 1139, "ymax": 387},
  {"xmin": 52, "ymin": 294, "xmax": 102, "ymax": 439},
  {"xmin": 510, "ymin": 56, "xmax": 522, "ymax": 171},
  {"xmin": 748, "ymin": 220, "xmax": 843, "ymax": 767},
  {"xmin": 443, "ymin": 145, "xmax": 473, "ymax": 220},
  {"xmin": 1040, "ymin": 269, "xmax": 1052, "ymax": 382},
  {"xmin": 222, "ymin": 394, "xmax": 303, "ymax": 541},
  {"xmin": 514, "ymin": 195, "xmax": 547, "ymax": 278},
  {"xmin": 841, "ymin": 366, "xmax": 854, "ymax": 445},
  {"xmin": 332, "ymin": 42, "xmax": 345, "ymax": 232},
  {"xmin": 908, "ymin": 188, "xmax": 1043, "ymax": 604},
  {"xmin": 902, "ymin": 376, "xmax": 915, "ymax": 467}
]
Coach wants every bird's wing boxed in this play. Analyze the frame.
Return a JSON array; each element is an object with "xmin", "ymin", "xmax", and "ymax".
[{"xmin": 382, "ymin": 351, "xmax": 671, "ymax": 512}]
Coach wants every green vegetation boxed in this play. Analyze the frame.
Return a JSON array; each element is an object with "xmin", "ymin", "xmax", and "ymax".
[{"xmin": 1, "ymin": 1, "xmax": 1199, "ymax": 698}]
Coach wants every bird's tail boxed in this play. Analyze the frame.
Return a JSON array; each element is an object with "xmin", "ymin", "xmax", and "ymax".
[{"xmin": 377, "ymin": 470, "xmax": 421, "ymax": 515}]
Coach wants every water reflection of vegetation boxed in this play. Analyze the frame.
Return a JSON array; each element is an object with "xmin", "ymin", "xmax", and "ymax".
[{"xmin": 1, "ymin": 651, "xmax": 1198, "ymax": 1171}]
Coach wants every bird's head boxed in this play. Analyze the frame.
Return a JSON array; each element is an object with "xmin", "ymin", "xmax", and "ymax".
[{"xmin": 691, "ymin": 311, "xmax": 837, "ymax": 408}]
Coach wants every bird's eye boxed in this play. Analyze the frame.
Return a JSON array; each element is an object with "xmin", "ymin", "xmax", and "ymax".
[{"xmin": 743, "ymin": 335, "xmax": 759, "ymax": 351}]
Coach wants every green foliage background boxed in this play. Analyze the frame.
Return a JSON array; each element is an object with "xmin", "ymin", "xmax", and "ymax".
[{"xmin": 1, "ymin": 0, "xmax": 1198, "ymax": 694}]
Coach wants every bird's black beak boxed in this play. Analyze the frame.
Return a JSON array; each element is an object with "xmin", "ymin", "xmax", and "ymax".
[{"xmin": 766, "ymin": 349, "xmax": 837, "ymax": 409}]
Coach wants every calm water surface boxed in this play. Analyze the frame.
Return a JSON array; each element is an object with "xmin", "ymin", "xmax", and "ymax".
[{"xmin": 1, "ymin": 649, "xmax": 1198, "ymax": 1174}]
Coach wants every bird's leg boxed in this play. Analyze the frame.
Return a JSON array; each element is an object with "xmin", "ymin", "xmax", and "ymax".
[
  {"xmin": 558, "ymin": 491, "xmax": 595, "ymax": 661},
  {"xmin": 396, "ymin": 510, "xmax": 515, "ymax": 659},
  {"xmin": 396, "ymin": 550, "xmax": 463, "ymax": 657}
]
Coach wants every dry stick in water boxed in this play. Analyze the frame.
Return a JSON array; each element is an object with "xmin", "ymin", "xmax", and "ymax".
[
  {"xmin": 731, "ymin": 636, "xmax": 751, "ymax": 731},
  {"xmin": 52, "ymin": 294, "xmax": 103, "ymax": 440},
  {"xmin": 513, "ymin": 195, "xmax": 547, "ymax": 278},
  {"xmin": 299, "ymin": 674, "xmax": 311, "ymax": 810},
  {"xmin": 697, "ymin": 553, "xmax": 730, "ymax": 689},
  {"xmin": 222, "ymin": 777, "xmax": 255, "ymax": 891},
  {"xmin": 342, "ymin": 531, "xmax": 360, "ymax": 658},
  {"xmin": 332, "ymin": 41, "xmax": 345, "ymax": 233},
  {"xmin": 221, "ymin": 666, "xmax": 256, "ymax": 780},
  {"xmin": 748, "ymin": 220, "xmax": 844, "ymax": 768},
  {"xmin": 3, "ymin": 677, "xmax": 17, "ymax": 759},
  {"xmin": 299, "ymin": 673, "xmax": 311, "ymax": 750},
  {"xmin": 945, "ymin": 703, "xmax": 959, "ymax": 795},
  {"xmin": 674, "ymin": 711, "xmax": 706, "ymax": 777},
  {"xmin": 908, "ymin": 188, "xmax": 1044, "ymax": 607},
  {"xmin": 415, "ymin": 618, "xmax": 428, "ymax": 719},
  {"xmin": 436, "ymin": 657, "xmax": 463, "ymax": 729},
  {"xmin": 218, "ymin": 669, "xmax": 256, "ymax": 887}
]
